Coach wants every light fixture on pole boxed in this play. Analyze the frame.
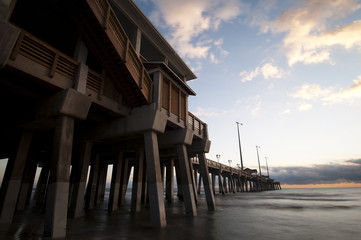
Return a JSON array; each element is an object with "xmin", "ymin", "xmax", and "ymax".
[
  {"xmin": 265, "ymin": 157, "xmax": 270, "ymax": 177},
  {"xmin": 216, "ymin": 154, "xmax": 220, "ymax": 163},
  {"xmin": 236, "ymin": 122, "xmax": 244, "ymax": 170},
  {"xmin": 256, "ymin": 146, "xmax": 262, "ymax": 176}
]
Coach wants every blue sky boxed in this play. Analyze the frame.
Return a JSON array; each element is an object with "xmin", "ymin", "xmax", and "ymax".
[{"xmin": 134, "ymin": 0, "xmax": 361, "ymax": 185}]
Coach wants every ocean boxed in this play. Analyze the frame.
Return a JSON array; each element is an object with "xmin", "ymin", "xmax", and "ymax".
[{"xmin": 3, "ymin": 188, "xmax": 361, "ymax": 239}]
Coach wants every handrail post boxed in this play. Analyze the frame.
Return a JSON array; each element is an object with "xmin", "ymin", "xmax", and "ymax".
[
  {"xmin": 49, "ymin": 52, "xmax": 59, "ymax": 78},
  {"xmin": 10, "ymin": 31, "xmax": 25, "ymax": 60},
  {"xmin": 103, "ymin": 0, "xmax": 111, "ymax": 29}
]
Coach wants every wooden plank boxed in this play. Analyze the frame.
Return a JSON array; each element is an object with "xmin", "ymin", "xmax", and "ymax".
[{"xmin": 49, "ymin": 51, "xmax": 59, "ymax": 78}]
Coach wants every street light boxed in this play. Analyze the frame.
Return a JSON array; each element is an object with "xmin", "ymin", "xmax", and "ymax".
[
  {"xmin": 236, "ymin": 122, "xmax": 244, "ymax": 170},
  {"xmin": 265, "ymin": 157, "xmax": 270, "ymax": 177},
  {"xmin": 228, "ymin": 159, "xmax": 232, "ymax": 167},
  {"xmin": 256, "ymin": 146, "xmax": 262, "ymax": 176},
  {"xmin": 216, "ymin": 154, "xmax": 220, "ymax": 163}
]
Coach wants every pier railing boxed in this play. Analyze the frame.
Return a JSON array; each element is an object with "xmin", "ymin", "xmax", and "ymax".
[
  {"xmin": 11, "ymin": 30, "xmax": 79, "ymax": 80},
  {"xmin": 86, "ymin": 0, "xmax": 153, "ymax": 104},
  {"xmin": 188, "ymin": 112, "xmax": 204, "ymax": 136},
  {"xmin": 191, "ymin": 157, "xmax": 255, "ymax": 178}
]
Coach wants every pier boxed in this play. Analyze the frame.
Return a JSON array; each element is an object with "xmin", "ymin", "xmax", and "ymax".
[{"xmin": 0, "ymin": 0, "xmax": 280, "ymax": 238}]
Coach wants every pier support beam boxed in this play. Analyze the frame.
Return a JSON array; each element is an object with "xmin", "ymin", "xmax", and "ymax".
[
  {"xmin": 218, "ymin": 172, "xmax": 224, "ymax": 195},
  {"xmin": 166, "ymin": 159, "xmax": 174, "ymax": 203},
  {"xmin": 131, "ymin": 149, "xmax": 144, "ymax": 212},
  {"xmin": 96, "ymin": 162, "xmax": 108, "ymax": 204},
  {"xmin": 34, "ymin": 163, "xmax": 50, "ymax": 206},
  {"xmin": 108, "ymin": 152, "xmax": 123, "ymax": 213},
  {"xmin": 118, "ymin": 159, "xmax": 130, "ymax": 206},
  {"xmin": 85, "ymin": 155, "xmax": 100, "ymax": 209},
  {"xmin": 144, "ymin": 131, "xmax": 166, "ymax": 227},
  {"xmin": 0, "ymin": 132, "xmax": 32, "ymax": 223},
  {"xmin": 69, "ymin": 142, "xmax": 92, "ymax": 218},
  {"xmin": 16, "ymin": 152, "xmax": 37, "ymax": 211},
  {"xmin": 44, "ymin": 116, "xmax": 74, "ymax": 239},
  {"xmin": 198, "ymin": 152, "xmax": 216, "ymax": 211},
  {"xmin": 176, "ymin": 144, "xmax": 197, "ymax": 216}
]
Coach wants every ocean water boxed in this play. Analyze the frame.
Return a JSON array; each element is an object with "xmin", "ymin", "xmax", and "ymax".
[
  {"xmin": 4, "ymin": 188, "xmax": 361, "ymax": 239},
  {"xmin": 205, "ymin": 188, "xmax": 361, "ymax": 240}
]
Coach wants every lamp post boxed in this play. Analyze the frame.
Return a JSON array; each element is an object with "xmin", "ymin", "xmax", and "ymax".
[
  {"xmin": 265, "ymin": 157, "xmax": 270, "ymax": 177},
  {"xmin": 236, "ymin": 122, "xmax": 244, "ymax": 170},
  {"xmin": 216, "ymin": 154, "xmax": 220, "ymax": 163},
  {"xmin": 256, "ymin": 146, "xmax": 262, "ymax": 176},
  {"xmin": 228, "ymin": 159, "xmax": 232, "ymax": 167}
]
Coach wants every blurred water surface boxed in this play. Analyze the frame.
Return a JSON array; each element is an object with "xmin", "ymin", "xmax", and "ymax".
[{"xmin": 3, "ymin": 188, "xmax": 361, "ymax": 239}]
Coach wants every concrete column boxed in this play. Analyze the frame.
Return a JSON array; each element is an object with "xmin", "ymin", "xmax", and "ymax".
[
  {"xmin": 0, "ymin": 0, "xmax": 16, "ymax": 21},
  {"xmin": 34, "ymin": 163, "xmax": 50, "ymax": 206},
  {"xmin": 176, "ymin": 144, "xmax": 197, "ymax": 216},
  {"xmin": 211, "ymin": 173, "xmax": 216, "ymax": 195},
  {"xmin": 198, "ymin": 152, "xmax": 216, "ymax": 211},
  {"xmin": 197, "ymin": 174, "xmax": 202, "ymax": 195},
  {"xmin": 193, "ymin": 168, "xmax": 198, "ymax": 193},
  {"xmin": 16, "ymin": 154, "xmax": 37, "ymax": 211},
  {"xmin": 133, "ymin": 27, "xmax": 142, "ymax": 56},
  {"xmin": 108, "ymin": 152, "xmax": 123, "ymax": 213},
  {"xmin": 165, "ymin": 159, "xmax": 174, "ymax": 203},
  {"xmin": 96, "ymin": 163, "xmax": 108, "ymax": 204},
  {"xmin": 152, "ymin": 71, "xmax": 162, "ymax": 110},
  {"xmin": 131, "ymin": 149, "xmax": 144, "ymax": 212},
  {"xmin": 69, "ymin": 142, "xmax": 92, "ymax": 218},
  {"xmin": 188, "ymin": 157, "xmax": 198, "ymax": 205},
  {"xmin": 0, "ymin": 16, "xmax": 20, "ymax": 69},
  {"xmin": 218, "ymin": 173, "xmax": 224, "ymax": 195},
  {"xmin": 223, "ymin": 175, "xmax": 228, "ymax": 193},
  {"xmin": 160, "ymin": 163, "xmax": 165, "ymax": 189},
  {"xmin": 44, "ymin": 116, "xmax": 74, "ymax": 239},
  {"xmin": 0, "ymin": 132, "xmax": 32, "ymax": 223},
  {"xmin": 141, "ymin": 160, "xmax": 148, "ymax": 206},
  {"xmin": 72, "ymin": 37, "xmax": 89, "ymax": 94},
  {"xmin": 229, "ymin": 176, "xmax": 235, "ymax": 194},
  {"xmin": 175, "ymin": 163, "xmax": 183, "ymax": 200},
  {"xmin": 118, "ymin": 159, "xmax": 130, "ymax": 206},
  {"xmin": 85, "ymin": 155, "xmax": 100, "ymax": 209},
  {"xmin": 144, "ymin": 131, "xmax": 166, "ymax": 227}
]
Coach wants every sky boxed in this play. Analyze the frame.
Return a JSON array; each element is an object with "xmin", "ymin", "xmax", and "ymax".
[
  {"xmin": 1, "ymin": 0, "xmax": 361, "ymax": 188},
  {"xmin": 133, "ymin": 0, "xmax": 361, "ymax": 187}
]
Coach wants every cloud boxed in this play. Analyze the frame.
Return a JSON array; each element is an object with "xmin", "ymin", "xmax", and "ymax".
[
  {"xmin": 281, "ymin": 109, "xmax": 291, "ymax": 115},
  {"xmin": 193, "ymin": 107, "xmax": 226, "ymax": 117},
  {"xmin": 271, "ymin": 159, "xmax": 361, "ymax": 185},
  {"xmin": 289, "ymin": 76, "xmax": 361, "ymax": 104},
  {"xmin": 150, "ymin": 0, "xmax": 243, "ymax": 59},
  {"xmin": 251, "ymin": 102, "xmax": 261, "ymax": 116},
  {"xmin": 240, "ymin": 62, "xmax": 285, "ymax": 82},
  {"xmin": 323, "ymin": 76, "xmax": 361, "ymax": 103},
  {"xmin": 298, "ymin": 102, "xmax": 312, "ymax": 111},
  {"xmin": 289, "ymin": 84, "xmax": 333, "ymax": 100},
  {"xmin": 257, "ymin": 0, "xmax": 361, "ymax": 66}
]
